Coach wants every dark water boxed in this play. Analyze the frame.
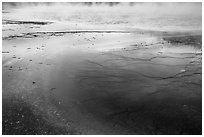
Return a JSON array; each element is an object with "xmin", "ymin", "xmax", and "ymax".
[{"xmin": 3, "ymin": 32, "xmax": 202, "ymax": 134}]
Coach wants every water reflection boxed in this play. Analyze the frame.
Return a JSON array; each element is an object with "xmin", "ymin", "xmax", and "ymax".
[{"xmin": 2, "ymin": 17, "xmax": 202, "ymax": 134}]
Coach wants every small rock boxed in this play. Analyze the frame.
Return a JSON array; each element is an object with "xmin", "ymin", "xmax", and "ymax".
[
  {"xmin": 2, "ymin": 51, "xmax": 9, "ymax": 53},
  {"xmin": 32, "ymin": 81, "xmax": 36, "ymax": 84},
  {"xmin": 50, "ymin": 88, "xmax": 56, "ymax": 91}
]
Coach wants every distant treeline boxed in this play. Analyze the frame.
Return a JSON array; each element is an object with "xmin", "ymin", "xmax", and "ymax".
[
  {"xmin": 3, "ymin": 2, "xmax": 201, "ymax": 10},
  {"xmin": 2, "ymin": 2, "xmax": 144, "ymax": 7}
]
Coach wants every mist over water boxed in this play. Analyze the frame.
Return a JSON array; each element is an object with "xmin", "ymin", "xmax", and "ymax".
[{"xmin": 3, "ymin": 2, "xmax": 202, "ymax": 32}]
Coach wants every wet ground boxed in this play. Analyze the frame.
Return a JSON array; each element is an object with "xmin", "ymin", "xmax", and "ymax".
[
  {"xmin": 2, "ymin": 3, "xmax": 202, "ymax": 135},
  {"xmin": 2, "ymin": 28, "xmax": 202, "ymax": 134}
]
